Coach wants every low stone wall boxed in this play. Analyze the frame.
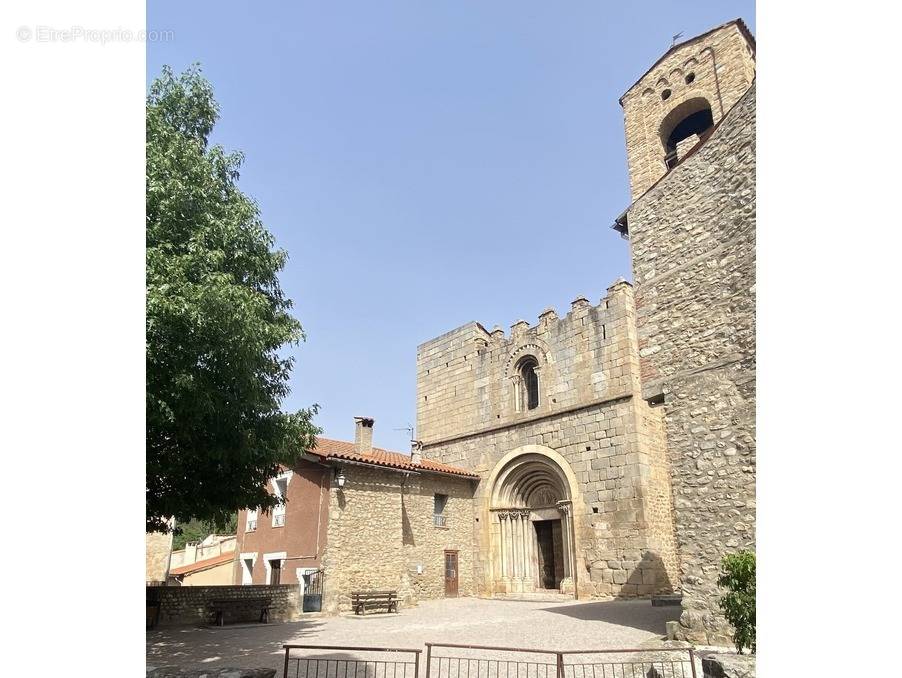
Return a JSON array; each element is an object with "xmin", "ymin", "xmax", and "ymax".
[
  {"xmin": 148, "ymin": 584, "xmax": 300, "ymax": 627},
  {"xmin": 148, "ymin": 669, "xmax": 275, "ymax": 678},
  {"xmin": 700, "ymin": 652, "xmax": 755, "ymax": 678}
]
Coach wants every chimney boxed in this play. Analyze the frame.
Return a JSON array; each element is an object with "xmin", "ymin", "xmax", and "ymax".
[
  {"xmin": 411, "ymin": 440, "xmax": 423, "ymax": 465},
  {"xmin": 354, "ymin": 416, "xmax": 374, "ymax": 453},
  {"xmin": 184, "ymin": 542, "xmax": 197, "ymax": 566}
]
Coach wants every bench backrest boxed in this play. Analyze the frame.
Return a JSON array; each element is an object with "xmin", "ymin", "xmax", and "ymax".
[{"xmin": 351, "ymin": 592, "xmax": 396, "ymax": 598}]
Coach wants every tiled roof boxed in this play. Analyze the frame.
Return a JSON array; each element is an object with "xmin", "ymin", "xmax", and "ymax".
[
  {"xmin": 311, "ymin": 437, "xmax": 479, "ymax": 478},
  {"xmin": 169, "ymin": 551, "xmax": 235, "ymax": 577}
]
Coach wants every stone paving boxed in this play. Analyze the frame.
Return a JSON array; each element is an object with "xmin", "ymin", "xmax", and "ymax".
[{"xmin": 146, "ymin": 597, "xmax": 683, "ymax": 676}]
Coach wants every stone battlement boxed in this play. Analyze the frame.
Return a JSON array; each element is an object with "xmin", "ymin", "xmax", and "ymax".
[
  {"xmin": 416, "ymin": 279, "xmax": 640, "ymax": 445},
  {"xmin": 424, "ymin": 279, "xmax": 634, "ymax": 347}
]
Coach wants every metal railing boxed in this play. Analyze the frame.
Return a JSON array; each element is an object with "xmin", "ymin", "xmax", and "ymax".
[
  {"xmin": 247, "ymin": 519, "xmax": 257, "ymax": 531},
  {"xmin": 433, "ymin": 514, "xmax": 448, "ymax": 527},
  {"xmin": 425, "ymin": 643, "xmax": 696, "ymax": 678},
  {"xmin": 274, "ymin": 513, "xmax": 286, "ymax": 527},
  {"xmin": 283, "ymin": 645, "xmax": 422, "ymax": 678}
]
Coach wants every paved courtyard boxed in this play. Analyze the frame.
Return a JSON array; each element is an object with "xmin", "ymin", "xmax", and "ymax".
[{"xmin": 147, "ymin": 597, "xmax": 682, "ymax": 675}]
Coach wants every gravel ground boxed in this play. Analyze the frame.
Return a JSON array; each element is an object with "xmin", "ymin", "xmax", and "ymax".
[{"xmin": 146, "ymin": 597, "xmax": 685, "ymax": 676}]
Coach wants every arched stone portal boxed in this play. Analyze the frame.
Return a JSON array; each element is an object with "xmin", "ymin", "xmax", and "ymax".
[{"xmin": 488, "ymin": 447, "xmax": 579, "ymax": 596}]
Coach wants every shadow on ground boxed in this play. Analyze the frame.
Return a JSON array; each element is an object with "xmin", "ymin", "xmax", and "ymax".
[
  {"xmin": 539, "ymin": 600, "xmax": 680, "ymax": 635},
  {"xmin": 147, "ymin": 618, "xmax": 325, "ymax": 670}
]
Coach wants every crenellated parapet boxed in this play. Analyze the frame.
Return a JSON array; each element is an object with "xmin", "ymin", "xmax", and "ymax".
[{"xmin": 416, "ymin": 280, "xmax": 641, "ymax": 445}]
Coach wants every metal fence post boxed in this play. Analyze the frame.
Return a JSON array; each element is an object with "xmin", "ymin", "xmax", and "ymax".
[
  {"xmin": 688, "ymin": 648, "xmax": 697, "ymax": 678},
  {"xmin": 425, "ymin": 643, "xmax": 432, "ymax": 678},
  {"xmin": 282, "ymin": 646, "xmax": 290, "ymax": 678},
  {"xmin": 555, "ymin": 653, "xmax": 564, "ymax": 678}
]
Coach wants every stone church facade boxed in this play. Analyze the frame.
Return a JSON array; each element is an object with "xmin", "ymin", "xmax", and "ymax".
[
  {"xmin": 418, "ymin": 19, "xmax": 755, "ymax": 645},
  {"xmin": 417, "ymin": 281, "xmax": 680, "ymax": 601}
]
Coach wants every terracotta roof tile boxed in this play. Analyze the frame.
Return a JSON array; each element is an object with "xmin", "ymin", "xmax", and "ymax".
[
  {"xmin": 169, "ymin": 551, "xmax": 235, "ymax": 577},
  {"xmin": 310, "ymin": 437, "xmax": 479, "ymax": 478}
]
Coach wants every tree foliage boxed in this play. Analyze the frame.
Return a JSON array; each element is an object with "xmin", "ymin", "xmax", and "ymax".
[
  {"xmin": 146, "ymin": 65, "xmax": 320, "ymax": 532},
  {"xmin": 717, "ymin": 550, "xmax": 756, "ymax": 654},
  {"xmin": 171, "ymin": 515, "xmax": 238, "ymax": 551}
]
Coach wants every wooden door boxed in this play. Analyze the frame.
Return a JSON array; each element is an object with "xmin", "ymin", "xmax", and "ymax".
[
  {"xmin": 535, "ymin": 521, "xmax": 556, "ymax": 589},
  {"xmin": 444, "ymin": 550, "xmax": 458, "ymax": 597}
]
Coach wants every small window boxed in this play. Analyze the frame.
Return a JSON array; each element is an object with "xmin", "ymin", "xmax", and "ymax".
[
  {"xmin": 246, "ymin": 509, "xmax": 258, "ymax": 532},
  {"xmin": 685, "ymin": 72, "xmax": 696, "ymax": 84},
  {"xmin": 269, "ymin": 559, "xmax": 282, "ymax": 585},
  {"xmin": 519, "ymin": 357, "xmax": 540, "ymax": 411},
  {"xmin": 271, "ymin": 473, "xmax": 290, "ymax": 527},
  {"xmin": 661, "ymin": 88, "xmax": 672, "ymax": 101},
  {"xmin": 434, "ymin": 493, "xmax": 448, "ymax": 527}
]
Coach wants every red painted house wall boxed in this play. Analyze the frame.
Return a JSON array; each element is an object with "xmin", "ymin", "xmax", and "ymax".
[{"xmin": 234, "ymin": 459, "xmax": 331, "ymax": 585}]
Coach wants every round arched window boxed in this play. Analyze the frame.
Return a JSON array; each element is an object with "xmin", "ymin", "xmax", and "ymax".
[
  {"xmin": 518, "ymin": 357, "xmax": 539, "ymax": 411},
  {"xmin": 661, "ymin": 88, "xmax": 672, "ymax": 101}
]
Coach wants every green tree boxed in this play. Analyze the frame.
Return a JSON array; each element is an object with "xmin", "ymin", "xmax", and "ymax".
[
  {"xmin": 171, "ymin": 515, "xmax": 238, "ymax": 551},
  {"xmin": 717, "ymin": 550, "xmax": 756, "ymax": 654},
  {"xmin": 146, "ymin": 65, "xmax": 320, "ymax": 532}
]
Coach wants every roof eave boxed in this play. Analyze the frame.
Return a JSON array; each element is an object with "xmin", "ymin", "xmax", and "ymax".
[
  {"xmin": 170, "ymin": 556, "xmax": 234, "ymax": 577},
  {"xmin": 316, "ymin": 452, "xmax": 479, "ymax": 480}
]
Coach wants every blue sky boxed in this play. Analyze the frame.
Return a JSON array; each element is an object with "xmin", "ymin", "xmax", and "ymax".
[{"xmin": 147, "ymin": 1, "xmax": 755, "ymax": 453}]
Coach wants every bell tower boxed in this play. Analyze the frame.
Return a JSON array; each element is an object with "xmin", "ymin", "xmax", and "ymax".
[{"xmin": 619, "ymin": 19, "xmax": 755, "ymax": 200}]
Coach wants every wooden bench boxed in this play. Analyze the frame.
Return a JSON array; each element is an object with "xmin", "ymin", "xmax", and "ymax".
[
  {"xmin": 351, "ymin": 591, "xmax": 398, "ymax": 615},
  {"xmin": 209, "ymin": 597, "xmax": 272, "ymax": 626}
]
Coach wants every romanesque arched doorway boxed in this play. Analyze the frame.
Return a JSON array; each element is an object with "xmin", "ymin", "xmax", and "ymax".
[{"xmin": 489, "ymin": 448, "xmax": 577, "ymax": 596}]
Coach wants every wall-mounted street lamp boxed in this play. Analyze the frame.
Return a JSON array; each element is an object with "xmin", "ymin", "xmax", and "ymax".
[{"xmin": 335, "ymin": 467, "xmax": 346, "ymax": 489}]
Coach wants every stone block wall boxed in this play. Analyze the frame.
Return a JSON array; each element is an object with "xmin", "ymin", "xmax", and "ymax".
[
  {"xmin": 418, "ymin": 282, "xmax": 679, "ymax": 599},
  {"xmin": 424, "ymin": 399, "xmax": 678, "ymax": 599},
  {"xmin": 321, "ymin": 466, "xmax": 476, "ymax": 612},
  {"xmin": 701, "ymin": 653, "xmax": 756, "ymax": 678},
  {"xmin": 148, "ymin": 584, "xmax": 301, "ymax": 627},
  {"xmin": 620, "ymin": 20, "xmax": 755, "ymax": 200},
  {"xmin": 146, "ymin": 530, "xmax": 173, "ymax": 583},
  {"xmin": 626, "ymin": 83, "xmax": 756, "ymax": 644},
  {"xmin": 417, "ymin": 284, "xmax": 637, "ymax": 446}
]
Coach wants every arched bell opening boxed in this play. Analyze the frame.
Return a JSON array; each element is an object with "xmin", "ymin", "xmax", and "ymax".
[
  {"xmin": 659, "ymin": 97, "xmax": 715, "ymax": 169},
  {"xmin": 489, "ymin": 452, "xmax": 577, "ymax": 596}
]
